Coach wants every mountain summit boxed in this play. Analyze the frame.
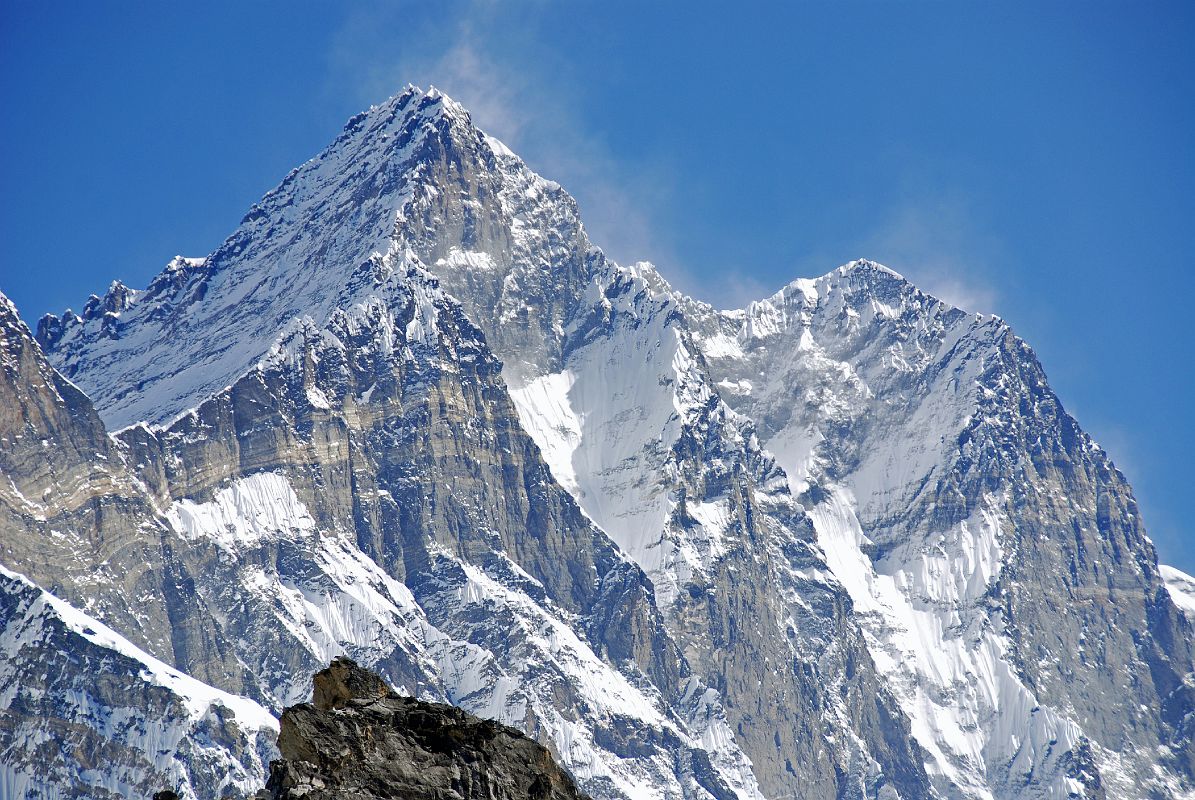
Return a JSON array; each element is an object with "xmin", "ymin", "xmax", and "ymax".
[
  {"xmin": 3, "ymin": 87, "xmax": 1193, "ymax": 800},
  {"xmin": 37, "ymin": 86, "xmax": 486, "ymax": 429}
]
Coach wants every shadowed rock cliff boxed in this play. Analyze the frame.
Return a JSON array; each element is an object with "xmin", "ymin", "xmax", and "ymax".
[{"xmin": 263, "ymin": 657, "xmax": 591, "ymax": 800}]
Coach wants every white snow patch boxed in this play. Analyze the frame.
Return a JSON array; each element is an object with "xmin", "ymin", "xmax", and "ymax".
[
  {"xmin": 1161, "ymin": 564, "xmax": 1195, "ymax": 618},
  {"xmin": 508, "ymin": 370, "xmax": 584, "ymax": 495},
  {"xmin": 436, "ymin": 248, "xmax": 497, "ymax": 273},
  {"xmin": 167, "ymin": 471, "xmax": 316, "ymax": 551}
]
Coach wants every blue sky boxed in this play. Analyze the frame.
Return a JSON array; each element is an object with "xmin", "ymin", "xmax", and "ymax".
[{"xmin": 2, "ymin": 1, "xmax": 1192, "ymax": 571}]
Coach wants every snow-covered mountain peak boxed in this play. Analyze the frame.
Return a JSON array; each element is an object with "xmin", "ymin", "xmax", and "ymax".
[
  {"xmin": 835, "ymin": 257, "xmax": 904, "ymax": 279},
  {"xmin": 422, "ymin": 83, "xmax": 470, "ymax": 115},
  {"xmin": 0, "ymin": 289, "xmax": 24, "ymax": 332},
  {"xmin": 35, "ymin": 85, "xmax": 519, "ymax": 430},
  {"xmin": 7, "ymin": 86, "xmax": 1192, "ymax": 800},
  {"xmin": 341, "ymin": 83, "xmax": 472, "ymax": 138},
  {"xmin": 619, "ymin": 260, "xmax": 676, "ymax": 295}
]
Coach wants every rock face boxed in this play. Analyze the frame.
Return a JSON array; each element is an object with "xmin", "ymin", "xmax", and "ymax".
[
  {"xmin": 265, "ymin": 657, "xmax": 591, "ymax": 800},
  {"xmin": 0, "ymin": 291, "xmax": 235, "ymax": 681},
  {"xmin": 0, "ymin": 565, "xmax": 276, "ymax": 799},
  {"xmin": 1, "ymin": 85, "xmax": 1191, "ymax": 799},
  {"xmin": 0, "ymin": 293, "xmax": 277, "ymax": 799}
]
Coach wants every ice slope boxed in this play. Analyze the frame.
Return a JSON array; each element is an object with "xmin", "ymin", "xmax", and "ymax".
[
  {"xmin": 507, "ymin": 264, "xmax": 733, "ymax": 606},
  {"xmin": 806, "ymin": 487, "xmax": 1082, "ymax": 797},
  {"xmin": 1162, "ymin": 565, "xmax": 1195, "ymax": 619},
  {"xmin": 0, "ymin": 565, "xmax": 276, "ymax": 800},
  {"xmin": 168, "ymin": 471, "xmax": 317, "ymax": 552}
]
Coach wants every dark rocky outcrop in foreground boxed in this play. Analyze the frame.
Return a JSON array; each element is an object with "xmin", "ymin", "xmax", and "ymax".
[{"xmin": 262, "ymin": 657, "xmax": 591, "ymax": 800}]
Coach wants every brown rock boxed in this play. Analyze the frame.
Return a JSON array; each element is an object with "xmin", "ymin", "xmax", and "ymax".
[{"xmin": 265, "ymin": 659, "xmax": 591, "ymax": 800}]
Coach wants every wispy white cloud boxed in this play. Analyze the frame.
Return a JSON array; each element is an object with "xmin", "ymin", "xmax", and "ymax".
[
  {"xmin": 322, "ymin": 7, "xmax": 1004, "ymax": 319},
  {"xmin": 855, "ymin": 195, "xmax": 1003, "ymax": 314},
  {"xmin": 322, "ymin": 0, "xmax": 680, "ymax": 274}
]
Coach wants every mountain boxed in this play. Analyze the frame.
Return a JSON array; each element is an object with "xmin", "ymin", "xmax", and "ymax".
[
  {"xmin": 0, "ymin": 564, "xmax": 276, "ymax": 799},
  {"xmin": 0, "ymin": 293, "xmax": 276, "ymax": 798},
  {"xmin": 682, "ymin": 266, "xmax": 1195, "ymax": 796},
  {"xmin": 2, "ymin": 85, "xmax": 1191, "ymax": 799}
]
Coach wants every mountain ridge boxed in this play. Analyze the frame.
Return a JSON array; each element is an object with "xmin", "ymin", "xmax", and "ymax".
[{"xmin": 2, "ymin": 85, "xmax": 1191, "ymax": 799}]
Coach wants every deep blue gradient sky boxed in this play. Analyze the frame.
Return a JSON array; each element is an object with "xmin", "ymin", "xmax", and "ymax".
[{"xmin": 2, "ymin": 1, "xmax": 1192, "ymax": 571}]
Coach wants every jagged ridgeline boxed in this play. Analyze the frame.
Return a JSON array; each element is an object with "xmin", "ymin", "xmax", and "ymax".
[{"xmin": 1, "ymin": 86, "xmax": 1192, "ymax": 800}]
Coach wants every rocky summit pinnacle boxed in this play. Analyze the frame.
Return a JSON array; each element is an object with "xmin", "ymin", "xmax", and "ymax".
[
  {"xmin": 1, "ymin": 86, "xmax": 1192, "ymax": 800},
  {"xmin": 263, "ymin": 658, "xmax": 592, "ymax": 800}
]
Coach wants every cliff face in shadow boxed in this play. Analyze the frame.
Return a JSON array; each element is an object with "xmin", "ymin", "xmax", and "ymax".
[{"xmin": 263, "ymin": 657, "xmax": 591, "ymax": 800}]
